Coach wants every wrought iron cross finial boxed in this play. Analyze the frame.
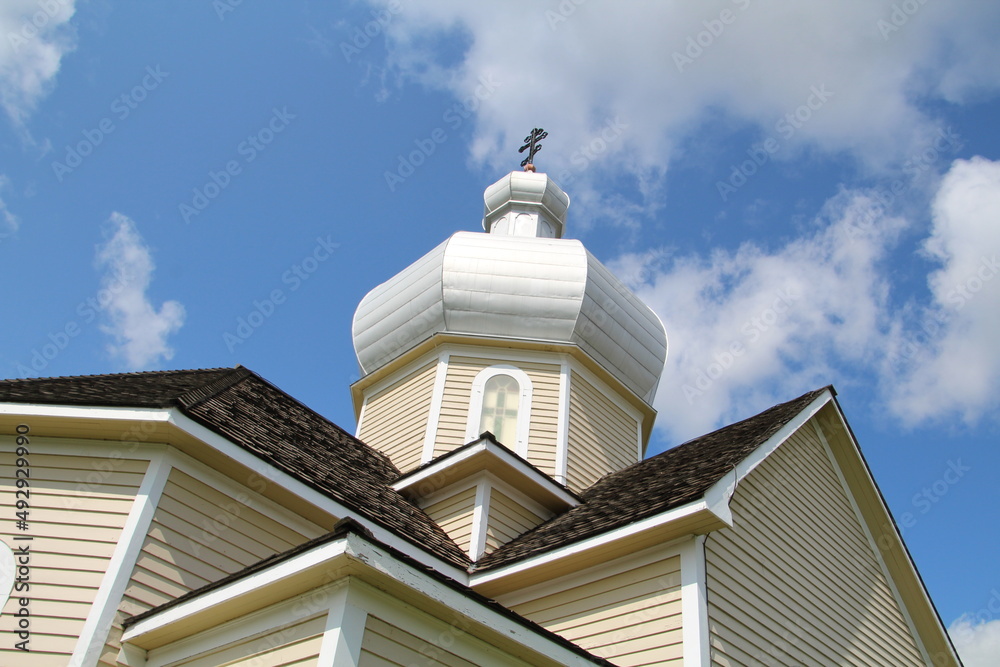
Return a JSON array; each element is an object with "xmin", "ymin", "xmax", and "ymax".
[{"xmin": 518, "ymin": 128, "xmax": 548, "ymax": 168}]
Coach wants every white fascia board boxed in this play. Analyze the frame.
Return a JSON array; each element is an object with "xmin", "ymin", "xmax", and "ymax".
[
  {"xmin": 394, "ymin": 438, "xmax": 578, "ymax": 509},
  {"xmin": 0, "ymin": 402, "xmax": 172, "ymax": 423},
  {"xmin": 343, "ymin": 535, "xmax": 601, "ymax": 666},
  {"xmin": 1, "ymin": 401, "xmax": 468, "ymax": 584},
  {"xmin": 701, "ymin": 390, "xmax": 834, "ymax": 526},
  {"xmin": 470, "ymin": 497, "xmax": 716, "ymax": 589},
  {"xmin": 126, "ymin": 532, "xmax": 600, "ymax": 666},
  {"xmin": 165, "ymin": 409, "xmax": 469, "ymax": 583},
  {"xmin": 122, "ymin": 537, "xmax": 351, "ymax": 643}
]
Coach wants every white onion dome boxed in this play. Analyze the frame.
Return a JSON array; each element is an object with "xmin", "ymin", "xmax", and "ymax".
[{"xmin": 352, "ymin": 171, "xmax": 667, "ymax": 404}]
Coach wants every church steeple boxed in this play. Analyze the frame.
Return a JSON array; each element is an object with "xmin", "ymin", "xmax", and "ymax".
[{"xmin": 352, "ymin": 147, "xmax": 666, "ymax": 506}]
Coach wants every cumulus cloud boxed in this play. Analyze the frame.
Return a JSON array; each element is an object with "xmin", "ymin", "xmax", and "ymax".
[
  {"xmin": 949, "ymin": 616, "xmax": 1000, "ymax": 667},
  {"xmin": 95, "ymin": 213, "xmax": 185, "ymax": 370},
  {"xmin": 884, "ymin": 157, "xmax": 1000, "ymax": 426},
  {"xmin": 0, "ymin": 0, "xmax": 77, "ymax": 126},
  {"xmin": 611, "ymin": 192, "xmax": 905, "ymax": 441},
  {"xmin": 370, "ymin": 0, "xmax": 1000, "ymax": 199}
]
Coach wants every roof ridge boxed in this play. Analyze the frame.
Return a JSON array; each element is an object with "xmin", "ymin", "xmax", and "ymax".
[
  {"xmin": 175, "ymin": 365, "xmax": 255, "ymax": 409},
  {"xmin": 0, "ymin": 366, "xmax": 236, "ymax": 385}
]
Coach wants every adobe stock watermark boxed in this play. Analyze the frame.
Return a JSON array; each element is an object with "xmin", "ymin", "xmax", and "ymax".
[
  {"xmin": 887, "ymin": 255, "xmax": 998, "ymax": 372},
  {"xmin": 879, "ymin": 459, "xmax": 971, "ymax": 547},
  {"xmin": 6, "ymin": 0, "xmax": 72, "ymax": 54},
  {"xmin": 50, "ymin": 66, "xmax": 169, "ymax": 182},
  {"xmin": 673, "ymin": 0, "xmax": 753, "ymax": 73},
  {"xmin": 179, "ymin": 106, "xmax": 295, "ymax": 224},
  {"xmin": 554, "ymin": 116, "xmax": 628, "ymax": 186},
  {"xmin": 683, "ymin": 286, "xmax": 799, "ymax": 404},
  {"xmin": 877, "ymin": 0, "xmax": 931, "ymax": 41},
  {"xmin": 545, "ymin": 0, "xmax": 589, "ymax": 31},
  {"xmin": 716, "ymin": 84, "xmax": 833, "ymax": 201},
  {"xmin": 844, "ymin": 126, "xmax": 962, "ymax": 244},
  {"xmin": 223, "ymin": 235, "xmax": 338, "ymax": 352},
  {"xmin": 383, "ymin": 74, "xmax": 501, "ymax": 192},
  {"xmin": 340, "ymin": 0, "xmax": 402, "ymax": 62},
  {"xmin": 12, "ymin": 268, "xmax": 133, "ymax": 378},
  {"xmin": 212, "ymin": 0, "xmax": 245, "ymax": 21}
]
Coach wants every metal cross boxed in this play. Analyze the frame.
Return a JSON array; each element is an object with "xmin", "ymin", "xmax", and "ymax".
[{"xmin": 519, "ymin": 128, "xmax": 548, "ymax": 168}]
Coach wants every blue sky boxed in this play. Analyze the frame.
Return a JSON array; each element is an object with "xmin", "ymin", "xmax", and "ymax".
[{"xmin": 2, "ymin": 1, "xmax": 999, "ymax": 661}]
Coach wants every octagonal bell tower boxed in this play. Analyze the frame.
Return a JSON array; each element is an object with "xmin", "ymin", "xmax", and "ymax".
[{"xmin": 351, "ymin": 168, "xmax": 667, "ymax": 498}]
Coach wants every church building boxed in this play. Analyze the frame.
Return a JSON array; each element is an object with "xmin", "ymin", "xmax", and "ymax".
[{"xmin": 0, "ymin": 165, "xmax": 961, "ymax": 665}]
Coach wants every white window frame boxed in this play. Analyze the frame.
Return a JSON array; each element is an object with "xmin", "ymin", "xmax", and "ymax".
[{"xmin": 465, "ymin": 365, "xmax": 533, "ymax": 457}]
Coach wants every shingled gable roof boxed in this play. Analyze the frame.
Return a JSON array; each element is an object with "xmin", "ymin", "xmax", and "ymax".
[
  {"xmin": 0, "ymin": 367, "xmax": 470, "ymax": 568},
  {"xmin": 475, "ymin": 386, "xmax": 832, "ymax": 570}
]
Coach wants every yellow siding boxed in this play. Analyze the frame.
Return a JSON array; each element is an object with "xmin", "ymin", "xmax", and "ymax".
[
  {"xmin": 171, "ymin": 613, "xmax": 326, "ymax": 667},
  {"xmin": 566, "ymin": 371, "xmax": 638, "ymax": 492},
  {"xmin": 422, "ymin": 486, "xmax": 476, "ymax": 556},
  {"xmin": 706, "ymin": 424, "xmax": 926, "ymax": 666},
  {"xmin": 484, "ymin": 488, "xmax": 546, "ymax": 555},
  {"xmin": 509, "ymin": 553, "xmax": 683, "ymax": 666},
  {"xmin": 358, "ymin": 360, "xmax": 437, "ymax": 473},
  {"xmin": 105, "ymin": 468, "xmax": 323, "ymax": 666},
  {"xmin": 359, "ymin": 615, "xmax": 478, "ymax": 667},
  {"xmin": 434, "ymin": 356, "xmax": 561, "ymax": 476},
  {"xmin": 0, "ymin": 447, "xmax": 147, "ymax": 667}
]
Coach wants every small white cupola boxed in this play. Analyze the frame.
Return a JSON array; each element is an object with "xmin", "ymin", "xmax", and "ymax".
[{"xmin": 482, "ymin": 170, "xmax": 570, "ymax": 239}]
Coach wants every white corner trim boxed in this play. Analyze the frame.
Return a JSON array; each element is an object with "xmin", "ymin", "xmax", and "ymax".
[
  {"xmin": 316, "ymin": 581, "xmax": 368, "ymax": 667},
  {"xmin": 555, "ymin": 360, "xmax": 570, "ymax": 485},
  {"xmin": 700, "ymin": 390, "xmax": 834, "ymax": 528},
  {"xmin": 680, "ymin": 535, "xmax": 710, "ymax": 667},
  {"xmin": 165, "ymin": 409, "xmax": 470, "ymax": 584},
  {"xmin": 70, "ymin": 449, "xmax": 171, "ymax": 667},
  {"xmin": 469, "ymin": 480, "xmax": 491, "ymax": 561},
  {"xmin": 421, "ymin": 351, "xmax": 451, "ymax": 463}
]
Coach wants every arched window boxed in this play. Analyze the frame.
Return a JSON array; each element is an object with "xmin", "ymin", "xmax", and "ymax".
[
  {"xmin": 479, "ymin": 374, "xmax": 519, "ymax": 447},
  {"xmin": 466, "ymin": 365, "xmax": 533, "ymax": 456}
]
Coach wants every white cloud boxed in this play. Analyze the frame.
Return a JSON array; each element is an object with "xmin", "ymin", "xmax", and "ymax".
[
  {"xmin": 612, "ymin": 192, "xmax": 905, "ymax": 441},
  {"xmin": 0, "ymin": 0, "xmax": 77, "ymax": 126},
  {"xmin": 949, "ymin": 616, "xmax": 1000, "ymax": 667},
  {"xmin": 95, "ymin": 213, "xmax": 185, "ymax": 370},
  {"xmin": 0, "ymin": 175, "xmax": 19, "ymax": 237},
  {"xmin": 371, "ymin": 0, "xmax": 1000, "ymax": 195},
  {"xmin": 884, "ymin": 157, "xmax": 1000, "ymax": 426}
]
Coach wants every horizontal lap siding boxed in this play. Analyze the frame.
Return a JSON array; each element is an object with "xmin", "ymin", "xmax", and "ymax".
[
  {"xmin": 706, "ymin": 425, "xmax": 926, "ymax": 666},
  {"xmin": 359, "ymin": 614, "xmax": 529, "ymax": 667},
  {"xmin": 435, "ymin": 357, "xmax": 561, "ymax": 477},
  {"xmin": 358, "ymin": 361, "xmax": 437, "ymax": 473},
  {"xmin": 171, "ymin": 613, "xmax": 326, "ymax": 667},
  {"xmin": 110, "ymin": 468, "xmax": 323, "ymax": 666},
  {"xmin": 511, "ymin": 554, "xmax": 682, "ymax": 666},
  {"xmin": 422, "ymin": 486, "xmax": 476, "ymax": 555},
  {"xmin": 0, "ymin": 448, "xmax": 146, "ymax": 667},
  {"xmin": 566, "ymin": 372, "xmax": 637, "ymax": 492},
  {"xmin": 484, "ymin": 488, "xmax": 546, "ymax": 554}
]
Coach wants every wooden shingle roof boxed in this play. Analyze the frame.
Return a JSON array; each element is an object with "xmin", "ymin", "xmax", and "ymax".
[{"xmin": 0, "ymin": 366, "xmax": 470, "ymax": 568}]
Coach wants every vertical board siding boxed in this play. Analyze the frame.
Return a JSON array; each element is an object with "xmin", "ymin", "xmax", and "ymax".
[
  {"xmin": 510, "ymin": 554, "xmax": 683, "ymax": 666},
  {"xmin": 0, "ymin": 448, "xmax": 147, "ymax": 667},
  {"xmin": 422, "ymin": 486, "xmax": 477, "ymax": 555},
  {"xmin": 107, "ymin": 468, "xmax": 323, "ymax": 666},
  {"xmin": 706, "ymin": 425, "xmax": 926, "ymax": 666},
  {"xmin": 566, "ymin": 371, "xmax": 638, "ymax": 492},
  {"xmin": 434, "ymin": 356, "xmax": 561, "ymax": 476},
  {"xmin": 169, "ymin": 613, "xmax": 326, "ymax": 667},
  {"xmin": 358, "ymin": 361, "xmax": 437, "ymax": 473},
  {"xmin": 484, "ymin": 488, "xmax": 546, "ymax": 554}
]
